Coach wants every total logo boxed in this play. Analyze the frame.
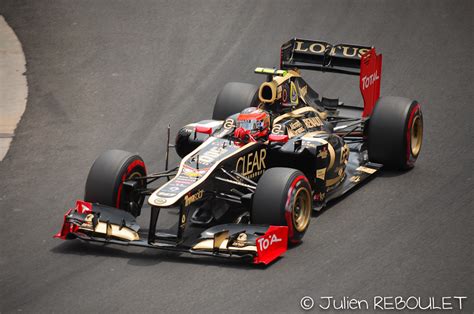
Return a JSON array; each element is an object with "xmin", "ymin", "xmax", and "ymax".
[
  {"xmin": 257, "ymin": 234, "xmax": 282, "ymax": 251},
  {"xmin": 361, "ymin": 71, "xmax": 380, "ymax": 90}
]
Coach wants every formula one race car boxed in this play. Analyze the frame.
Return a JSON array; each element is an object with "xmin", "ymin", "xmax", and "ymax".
[{"xmin": 55, "ymin": 38, "xmax": 423, "ymax": 264}]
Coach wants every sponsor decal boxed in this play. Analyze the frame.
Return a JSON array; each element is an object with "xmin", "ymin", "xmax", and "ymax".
[
  {"xmin": 157, "ymin": 191, "xmax": 177, "ymax": 197},
  {"xmin": 253, "ymin": 226, "xmax": 288, "ymax": 264},
  {"xmin": 179, "ymin": 211, "xmax": 187, "ymax": 233},
  {"xmin": 361, "ymin": 71, "xmax": 380, "ymax": 91},
  {"xmin": 172, "ymin": 179, "xmax": 195, "ymax": 185},
  {"xmin": 317, "ymin": 146, "xmax": 328, "ymax": 159},
  {"xmin": 282, "ymin": 85, "xmax": 288, "ymax": 103},
  {"xmin": 289, "ymin": 120, "xmax": 302, "ymax": 130},
  {"xmin": 184, "ymin": 189, "xmax": 204, "ymax": 207},
  {"xmin": 235, "ymin": 148, "xmax": 267, "ymax": 179},
  {"xmin": 316, "ymin": 168, "xmax": 326, "ymax": 180},
  {"xmin": 290, "ymin": 81, "xmax": 299, "ymax": 104},
  {"xmin": 294, "ymin": 40, "xmax": 370, "ymax": 59},
  {"xmin": 80, "ymin": 214, "xmax": 94, "ymax": 230},
  {"xmin": 237, "ymin": 233, "xmax": 247, "ymax": 242},
  {"xmin": 183, "ymin": 167, "xmax": 203, "ymax": 177},
  {"xmin": 287, "ymin": 128, "xmax": 305, "ymax": 138},
  {"xmin": 356, "ymin": 166, "xmax": 377, "ymax": 174},
  {"xmin": 180, "ymin": 167, "xmax": 206, "ymax": 178},
  {"xmin": 154, "ymin": 197, "xmax": 167, "ymax": 205},
  {"xmin": 295, "ymin": 40, "xmax": 325, "ymax": 53},
  {"xmin": 350, "ymin": 175, "xmax": 361, "ymax": 183},
  {"xmin": 257, "ymin": 233, "xmax": 282, "ymax": 251},
  {"xmin": 197, "ymin": 146, "xmax": 229, "ymax": 166},
  {"xmin": 223, "ymin": 118, "xmax": 235, "ymax": 129},
  {"xmin": 271, "ymin": 123, "xmax": 284, "ymax": 135},
  {"xmin": 303, "ymin": 141, "xmax": 316, "ymax": 148},
  {"xmin": 303, "ymin": 116, "xmax": 323, "ymax": 128},
  {"xmin": 232, "ymin": 233, "xmax": 248, "ymax": 248},
  {"xmin": 287, "ymin": 120, "xmax": 305, "ymax": 137},
  {"xmin": 314, "ymin": 192, "xmax": 325, "ymax": 201}
]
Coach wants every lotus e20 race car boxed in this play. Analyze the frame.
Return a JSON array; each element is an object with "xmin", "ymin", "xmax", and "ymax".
[{"xmin": 55, "ymin": 38, "xmax": 423, "ymax": 264}]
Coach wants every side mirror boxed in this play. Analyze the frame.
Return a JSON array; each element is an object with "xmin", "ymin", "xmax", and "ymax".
[{"xmin": 268, "ymin": 134, "xmax": 289, "ymax": 143}]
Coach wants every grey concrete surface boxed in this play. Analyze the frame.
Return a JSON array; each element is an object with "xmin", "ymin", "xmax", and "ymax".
[
  {"xmin": 0, "ymin": 15, "xmax": 27, "ymax": 161},
  {"xmin": 0, "ymin": 1, "xmax": 472, "ymax": 313}
]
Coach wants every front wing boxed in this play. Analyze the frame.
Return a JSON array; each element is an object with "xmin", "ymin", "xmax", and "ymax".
[{"xmin": 55, "ymin": 200, "xmax": 288, "ymax": 265}]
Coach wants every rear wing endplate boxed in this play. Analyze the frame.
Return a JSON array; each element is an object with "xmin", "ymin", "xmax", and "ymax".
[{"xmin": 280, "ymin": 38, "xmax": 382, "ymax": 117}]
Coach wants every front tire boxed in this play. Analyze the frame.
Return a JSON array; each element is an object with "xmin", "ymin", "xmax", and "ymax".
[
  {"xmin": 252, "ymin": 168, "xmax": 312, "ymax": 243},
  {"xmin": 84, "ymin": 150, "xmax": 147, "ymax": 216},
  {"xmin": 368, "ymin": 96, "xmax": 423, "ymax": 170}
]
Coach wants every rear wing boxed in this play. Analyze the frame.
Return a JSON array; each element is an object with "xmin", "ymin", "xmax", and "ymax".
[{"xmin": 280, "ymin": 38, "xmax": 382, "ymax": 117}]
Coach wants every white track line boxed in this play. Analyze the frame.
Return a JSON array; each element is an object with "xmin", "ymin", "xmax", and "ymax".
[{"xmin": 0, "ymin": 15, "xmax": 28, "ymax": 161}]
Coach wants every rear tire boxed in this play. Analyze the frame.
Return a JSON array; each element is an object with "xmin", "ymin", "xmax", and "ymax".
[
  {"xmin": 212, "ymin": 82, "xmax": 258, "ymax": 120},
  {"xmin": 84, "ymin": 150, "xmax": 147, "ymax": 216},
  {"xmin": 252, "ymin": 168, "xmax": 312, "ymax": 243},
  {"xmin": 368, "ymin": 96, "xmax": 423, "ymax": 170}
]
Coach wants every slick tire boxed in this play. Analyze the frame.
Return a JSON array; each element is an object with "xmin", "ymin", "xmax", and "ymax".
[
  {"xmin": 368, "ymin": 96, "xmax": 423, "ymax": 170},
  {"xmin": 175, "ymin": 127, "xmax": 200, "ymax": 159},
  {"xmin": 252, "ymin": 168, "xmax": 312, "ymax": 243},
  {"xmin": 84, "ymin": 150, "xmax": 147, "ymax": 216},
  {"xmin": 212, "ymin": 82, "xmax": 258, "ymax": 120}
]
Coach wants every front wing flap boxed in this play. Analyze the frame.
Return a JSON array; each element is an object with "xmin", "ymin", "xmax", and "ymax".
[
  {"xmin": 191, "ymin": 223, "xmax": 288, "ymax": 264},
  {"xmin": 54, "ymin": 201, "xmax": 288, "ymax": 265}
]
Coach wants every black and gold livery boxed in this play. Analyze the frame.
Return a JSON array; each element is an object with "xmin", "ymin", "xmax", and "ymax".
[{"xmin": 55, "ymin": 38, "xmax": 423, "ymax": 264}]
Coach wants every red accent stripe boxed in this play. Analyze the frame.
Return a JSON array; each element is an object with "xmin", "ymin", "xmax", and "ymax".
[
  {"xmin": 76, "ymin": 200, "xmax": 93, "ymax": 214},
  {"xmin": 360, "ymin": 49, "xmax": 382, "ymax": 117},
  {"xmin": 269, "ymin": 134, "xmax": 289, "ymax": 143},
  {"xmin": 115, "ymin": 159, "xmax": 145, "ymax": 208},
  {"xmin": 237, "ymin": 112, "xmax": 267, "ymax": 120},
  {"xmin": 54, "ymin": 200, "xmax": 94, "ymax": 239},
  {"xmin": 54, "ymin": 207, "xmax": 73, "ymax": 239},
  {"xmin": 195, "ymin": 125, "xmax": 213, "ymax": 135}
]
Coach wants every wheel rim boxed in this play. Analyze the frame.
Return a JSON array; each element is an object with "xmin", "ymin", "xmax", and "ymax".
[
  {"xmin": 410, "ymin": 115, "xmax": 423, "ymax": 157},
  {"xmin": 292, "ymin": 187, "xmax": 311, "ymax": 232}
]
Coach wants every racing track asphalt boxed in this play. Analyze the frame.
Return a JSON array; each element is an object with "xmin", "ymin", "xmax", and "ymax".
[{"xmin": 0, "ymin": 1, "xmax": 472, "ymax": 313}]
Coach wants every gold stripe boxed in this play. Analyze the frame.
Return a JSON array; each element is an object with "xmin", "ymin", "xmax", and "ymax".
[
  {"xmin": 326, "ymin": 173, "xmax": 345, "ymax": 187},
  {"xmin": 302, "ymin": 135, "xmax": 335, "ymax": 170},
  {"xmin": 302, "ymin": 130, "xmax": 328, "ymax": 137},
  {"xmin": 81, "ymin": 222, "xmax": 139, "ymax": 241},
  {"xmin": 273, "ymin": 106, "xmax": 316, "ymax": 124},
  {"xmin": 272, "ymin": 106, "xmax": 326, "ymax": 125}
]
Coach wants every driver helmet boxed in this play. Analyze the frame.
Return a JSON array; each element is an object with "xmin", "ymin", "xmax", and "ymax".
[{"xmin": 235, "ymin": 107, "xmax": 270, "ymax": 140}]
